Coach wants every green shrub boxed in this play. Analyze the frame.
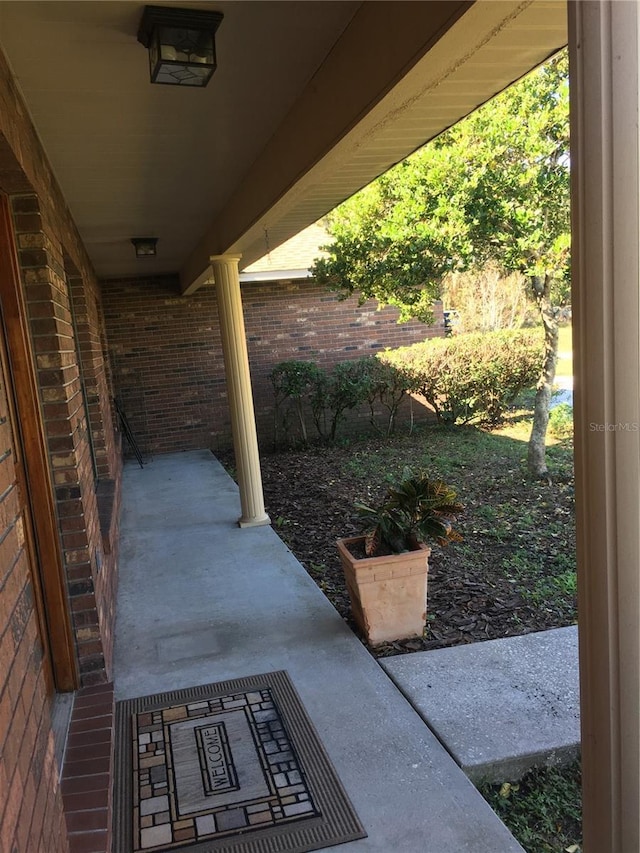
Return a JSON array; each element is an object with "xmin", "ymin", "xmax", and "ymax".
[
  {"xmin": 380, "ymin": 329, "xmax": 543, "ymax": 425},
  {"xmin": 549, "ymin": 402, "xmax": 574, "ymax": 439},
  {"xmin": 270, "ymin": 360, "xmax": 324, "ymax": 446},
  {"xmin": 322, "ymin": 357, "xmax": 417, "ymax": 437},
  {"xmin": 367, "ymin": 358, "xmax": 417, "ymax": 436},
  {"xmin": 271, "ymin": 358, "xmax": 376, "ymax": 446},
  {"xmin": 311, "ymin": 359, "xmax": 373, "ymax": 444}
]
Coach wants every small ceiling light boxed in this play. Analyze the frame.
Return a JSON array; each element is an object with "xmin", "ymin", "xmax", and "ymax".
[
  {"xmin": 137, "ymin": 5, "xmax": 223, "ymax": 87},
  {"xmin": 131, "ymin": 237, "xmax": 158, "ymax": 258}
]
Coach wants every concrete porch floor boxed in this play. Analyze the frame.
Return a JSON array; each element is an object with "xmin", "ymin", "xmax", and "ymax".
[{"xmin": 113, "ymin": 450, "xmax": 524, "ymax": 852}]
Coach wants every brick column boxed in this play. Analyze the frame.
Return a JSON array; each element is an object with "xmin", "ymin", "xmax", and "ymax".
[
  {"xmin": 11, "ymin": 194, "xmax": 113, "ymax": 684},
  {"xmin": 211, "ymin": 255, "xmax": 270, "ymax": 527},
  {"xmin": 67, "ymin": 272, "xmax": 114, "ymax": 479}
]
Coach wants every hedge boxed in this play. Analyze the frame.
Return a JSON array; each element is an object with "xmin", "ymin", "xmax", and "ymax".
[
  {"xmin": 269, "ymin": 328, "xmax": 543, "ymax": 446},
  {"xmin": 379, "ymin": 328, "xmax": 543, "ymax": 425}
]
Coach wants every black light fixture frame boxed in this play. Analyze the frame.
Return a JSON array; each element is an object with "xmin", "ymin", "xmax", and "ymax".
[
  {"xmin": 131, "ymin": 237, "xmax": 158, "ymax": 258},
  {"xmin": 137, "ymin": 5, "xmax": 223, "ymax": 87}
]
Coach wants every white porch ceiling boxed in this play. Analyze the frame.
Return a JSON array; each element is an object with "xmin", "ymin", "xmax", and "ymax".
[{"xmin": 0, "ymin": 1, "xmax": 567, "ymax": 289}]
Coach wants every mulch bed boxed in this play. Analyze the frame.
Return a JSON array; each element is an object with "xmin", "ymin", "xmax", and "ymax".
[{"xmin": 218, "ymin": 426, "xmax": 576, "ymax": 659}]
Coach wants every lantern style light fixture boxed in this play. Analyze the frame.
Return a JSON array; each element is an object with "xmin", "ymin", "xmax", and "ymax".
[
  {"xmin": 131, "ymin": 237, "xmax": 158, "ymax": 258},
  {"xmin": 137, "ymin": 5, "xmax": 223, "ymax": 87}
]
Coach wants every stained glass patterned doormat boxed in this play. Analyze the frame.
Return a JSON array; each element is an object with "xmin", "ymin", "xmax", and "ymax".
[{"xmin": 113, "ymin": 670, "xmax": 366, "ymax": 853}]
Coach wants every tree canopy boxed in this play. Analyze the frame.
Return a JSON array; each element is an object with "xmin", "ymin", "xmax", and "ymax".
[
  {"xmin": 312, "ymin": 50, "xmax": 570, "ymax": 321},
  {"xmin": 312, "ymin": 49, "xmax": 570, "ymax": 478}
]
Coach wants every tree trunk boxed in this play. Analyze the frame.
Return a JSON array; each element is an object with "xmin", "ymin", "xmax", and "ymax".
[
  {"xmin": 295, "ymin": 398, "xmax": 308, "ymax": 446},
  {"xmin": 527, "ymin": 273, "xmax": 559, "ymax": 479}
]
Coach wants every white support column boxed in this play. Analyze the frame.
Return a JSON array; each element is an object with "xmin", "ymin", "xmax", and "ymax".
[
  {"xmin": 211, "ymin": 254, "xmax": 270, "ymax": 528},
  {"xmin": 569, "ymin": 3, "xmax": 640, "ymax": 851}
]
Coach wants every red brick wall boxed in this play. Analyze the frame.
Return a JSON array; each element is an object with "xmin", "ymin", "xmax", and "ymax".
[
  {"xmin": 100, "ymin": 274, "xmax": 443, "ymax": 454},
  {"xmin": 66, "ymin": 269, "xmax": 122, "ymax": 682},
  {"xmin": 243, "ymin": 278, "xmax": 444, "ymax": 440},
  {"xmin": 102, "ymin": 275, "xmax": 225, "ymax": 455},
  {"xmin": 11, "ymin": 196, "xmax": 121, "ymax": 686},
  {"xmin": 0, "ymin": 37, "xmax": 122, "ymax": 853},
  {"xmin": 0, "ymin": 37, "xmax": 122, "ymax": 692},
  {"xmin": 67, "ymin": 272, "xmax": 118, "ymax": 480},
  {"xmin": 0, "ymin": 352, "xmax": 69, "ymax": 853}
]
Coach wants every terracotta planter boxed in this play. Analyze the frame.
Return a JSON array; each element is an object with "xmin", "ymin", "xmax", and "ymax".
[{"xmin": 336, "ymin": 536, "xmax": 430, "ymax": 645}]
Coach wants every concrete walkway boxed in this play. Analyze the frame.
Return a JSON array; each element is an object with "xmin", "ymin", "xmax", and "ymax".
[
  {"xmin": 382, "ymin": 627, "xmax": 580, "ymax": 783},
  {"xmin": 113, "ymin": 451, "xmax": 524, "ymax": 852}
]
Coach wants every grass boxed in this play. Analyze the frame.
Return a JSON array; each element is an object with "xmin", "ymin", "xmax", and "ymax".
[
  {"xmin": 343, "ymin": 415, "xmax": 574, "ymax": 486},
  {"xmin": 556, "ymin": 324, "xmax": 573, "ymax": 379},
  {"xmin": 502, "ymin": 551, "xmax": 577, "ymax": 607},
  {"xmin": 343, "ymin": 417, "xmax": 571, "ymax": 481},
  {"xmin": 479, "ymin": 761, "xmax": 582, "ymax": 853},
  {"xmin": 557, "ymin": 324, "xmax": 572, "ymax": 354},
  {"xmin": 548, "ymin": 403, "xmax": 574, "ymax": 440}
]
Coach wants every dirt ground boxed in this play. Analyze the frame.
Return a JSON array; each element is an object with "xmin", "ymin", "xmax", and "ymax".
[{"xmin": 220, "ymin": 425, "xmax": 577, "ymax": 658}]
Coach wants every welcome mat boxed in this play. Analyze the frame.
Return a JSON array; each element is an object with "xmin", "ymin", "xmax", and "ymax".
[{"xmin": 113, "ymin": 670, "xmax": 366, "ymax": 853}]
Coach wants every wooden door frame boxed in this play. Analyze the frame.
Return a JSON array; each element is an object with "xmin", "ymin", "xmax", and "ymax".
[{"xmin": 0, "ymin": 194, "xmax": 77, "ymax": 691}]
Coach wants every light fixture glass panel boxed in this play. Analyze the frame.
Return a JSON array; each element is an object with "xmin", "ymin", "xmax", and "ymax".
[
  {"xmin": 154, "ymin": 63, "xmax": 212, "ymax": 86},
  {"xmin": 159, "ymin": 26, "xmax": 214, "ymax": 64}
]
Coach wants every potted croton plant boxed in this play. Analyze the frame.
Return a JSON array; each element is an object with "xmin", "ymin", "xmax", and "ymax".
[{"xmin": 336, "ymin": 470, "xmax": 463, "ymax": 645}]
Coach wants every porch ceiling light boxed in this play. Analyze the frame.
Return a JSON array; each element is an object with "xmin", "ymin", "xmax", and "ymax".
[
  {"xmin": 137, "ymin": 5, "xmax": 223, "ymax": 87},
  {"xmin": 131, "ymin": 237, "xmax": 158, "ymax": 258}
]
